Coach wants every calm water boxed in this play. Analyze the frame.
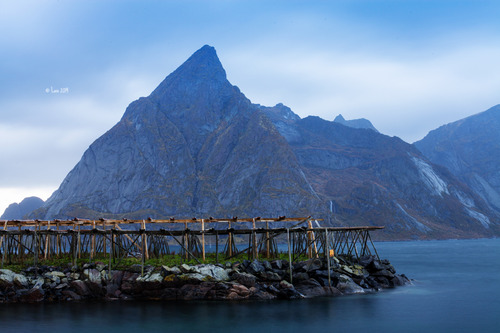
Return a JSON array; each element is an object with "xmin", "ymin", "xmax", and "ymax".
[{"xmin": 1, "ymin": 238, "xmax": 499, "ymax": 332}]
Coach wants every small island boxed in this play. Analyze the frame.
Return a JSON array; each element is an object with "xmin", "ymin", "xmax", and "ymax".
[{"xmin": 0, "ymin": 217, "xmax": 410, "ymax": 303}]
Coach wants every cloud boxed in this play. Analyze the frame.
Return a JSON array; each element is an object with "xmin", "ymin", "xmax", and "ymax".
[{"xmin": 222, "ymin": 33, "xmax": 500, "ymax": 143}]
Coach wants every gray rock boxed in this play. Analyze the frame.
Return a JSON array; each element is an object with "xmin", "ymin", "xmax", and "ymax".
[
  {"xmin": 194, "ymin": 265, "xmax": 230, "ymax": 282},
  {"xmin": 70, "ymin": 280, "xmax": 90, "ymax": 296},
  {"xmin": 292, "ymin": 272, "xmax": 309, "ymax": 282},
  {"xmin": 83, "ymin": 269, "xmax": 102, "ymax": 284},
  {"xmin": 161, "ymin": 265, "xmax": 181, "ymax": 276},
  {"xmin": 271, "ymin": 260, "xmax": 283, "ymax": 270},
  {"xmin": 247, "ymin": 260, "xmax": 265, "ymax": 275},
  {"xmin": 18, "ymin": 287, "xmax": 44, "ymax": 302},
  {"xmin": 232, "ymin": 272, "xmax": 256, "ymax": 287},
  {"xmin": 304, "ymin": 258, "xmax": 323, "ymax": 272},
  {"xmin": 62, "ymin": 290, "xmax": 82, "ymax": 301},
  {"xmin": 295, "ymin": 278, "xmax": 327, "ymax": 298},
  {"xmin": 259, "ymin": 271, "xmax": 282, "ymax": 282}
]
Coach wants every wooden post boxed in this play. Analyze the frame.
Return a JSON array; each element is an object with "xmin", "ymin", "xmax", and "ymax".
[
  {"xmin": 0, "ymin": 221, "xmax": 7, "ymax": 251},
  {"xmin": 326, "ymin": 228, "xmax": 331, "ymax": 287},
  {"xmin": 307, "ymin": 220, "xmax": 313, "ymax": 259},
  {"xmin": 1, "ymin": 222, "xmax": 7, "ymax": 268},
  {"xmin": 252, "ymin": 218, "xmax": 257, "ymax": 260},
  {"xmin": 57, "ymin": 222, "xmax": 61, "ymax": 257},
  {"xmin": 141, "ymin": 227, "xmax": 145, "ymax": 277},
  {"xmin": 77, "ymin": 224, "xmax": 81, "ymax": 259},
  {"xmin": 201, "ymin": 219, "xmax": 205, "ymax": 262},
  {"xmin": 228, "ymin": 220, "xmax": 233, "ymax": 257},
  {"xmin": 18, "ymin": 224, "xmax": 21, "ymax": 260},
  {"xmin": 44, "ymin": 221, "xmax": 51, "ymax": 260},
  {"xmin": 108, "ymin": 229, "xmax": 113, "ymax": 277},
  {"xmin": 91, "ymin": 220, "xmax": 96, "ymax": 259},
  {"xmin": 266, "ymin": 221, "xmax": 270, "ymax": 258},
  {"xmin": 103, "ymin": 220, "xmax": 107, "ymax": 256},
  {"xmin": 215, "ymin": 230, "xmax": 219, "ymax": 264},
  {"xmin": 1, "ymin": 233, "xmax": 5, "ymax": 269},
  {"xmin": 72, "ymin": 230, "xmax": 77, "ymax": 267},
  {"xmin": 34, "ymin": 223, "xmax": 39, "ymax": 269},
  {"xmin": 287, "ymin": 228, "xmax": 292, "ymax": 284},
  {"xmin": 142, "ymin": 220, "xmax": 149, "ymax": 260},
  {"xmin": 184, "ymin": 222, "xmax": 188, "ymax": 260}
]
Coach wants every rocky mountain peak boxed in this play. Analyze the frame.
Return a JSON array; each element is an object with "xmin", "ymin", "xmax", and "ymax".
[
  {"xmin": 333, "ymin": 114, "xmax": 378, "ymax": 132},
  {"xmin": 149, "ymin": 44, "xmax": 229, "ymax": 102},
  {"xmin": 334, "ymin": 114, "xmax": 346, "ymax": 122}
]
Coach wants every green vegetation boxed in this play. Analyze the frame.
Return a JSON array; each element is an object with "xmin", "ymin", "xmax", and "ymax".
[{"xmin": 1, "ymin": 252, "xmax": 311, "ymax": 272}]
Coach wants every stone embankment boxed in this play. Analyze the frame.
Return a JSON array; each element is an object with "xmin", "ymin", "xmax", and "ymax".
[{"xmin": 0, "ymin": 255, "xmax": 410, "ymax": 303}]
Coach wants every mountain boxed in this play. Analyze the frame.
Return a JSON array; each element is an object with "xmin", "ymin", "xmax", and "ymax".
[
  {"xmin": 415, "ymin": 105, "xmax": 500, "ymax": 217},
  {"xmin": 262, "ymin": 107, "xmax": 498, "ymax": 239},
  {"xmin": 32, "ymin": 45, "xmax": 499, "ymax": 240},
  {"xmin": 35, "ymin": 46, "xmax": 320, "ymax": 220},
  {"xmin": 333, "ymin": 114, "xmax": 378, "ymax": 132},
  {"xmin": 1, "ymin": 196, "xmax": 44, "ymax": 220}
]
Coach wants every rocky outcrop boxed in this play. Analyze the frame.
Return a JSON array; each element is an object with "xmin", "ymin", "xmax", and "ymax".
[{"xmin": 0, "ymin": 256, "xmax": 409, "ymax": 303}]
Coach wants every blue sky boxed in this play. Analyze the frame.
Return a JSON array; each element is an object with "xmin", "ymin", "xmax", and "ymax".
[{"xmin": 1, "ymin": 0, "xmax": 500, "ymax": 214}]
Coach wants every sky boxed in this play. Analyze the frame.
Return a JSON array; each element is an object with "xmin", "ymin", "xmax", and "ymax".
[{"xmin": 1, "ymin": 0, "xmax": 500, "ymax": 214}]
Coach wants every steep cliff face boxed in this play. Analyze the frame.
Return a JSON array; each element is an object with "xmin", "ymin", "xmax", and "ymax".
[
  {"xmin": 415, "ymin": 105, "xmax": 500, "ymax": 216},
  {"xmin": 33, "ymin": 45, "xmax": 499, "ymax": 239}
]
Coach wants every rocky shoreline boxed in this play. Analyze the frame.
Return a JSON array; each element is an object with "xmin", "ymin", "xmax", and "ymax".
[{"xmin": 0, "ymin": 255, "xmax": 410, "ymax": 303}]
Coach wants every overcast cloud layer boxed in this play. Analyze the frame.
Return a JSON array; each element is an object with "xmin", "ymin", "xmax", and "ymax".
[{"xmin": 1, "ymin": 0, "xmax": 500, "ymax": 214}]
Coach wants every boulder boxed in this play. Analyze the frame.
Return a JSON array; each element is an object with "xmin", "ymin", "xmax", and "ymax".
[
  {"xmin": 247, "ymin": 260, "xmax": 265, "ymax": 274},
  {"xmin": 62, "ymin": 290, "xmax": 82, "ymax": 301},
  {"xmin": 0, "ymin": 269, "xmax": 15, "ymax": 289},
  {"xmin": 83, "ymin": 268, "xmax": 102, "ymax": 284},
  {"xmin": 13, "ymin": 273, "xmax": 29, "ymax": 288},
  {"xmin": 179, "ymin": 264, "xmax": 195, "ymax": 273},
  {"xmin": 18, "ymin": 287, "xmax": 44, "ymax": 302},
  {"xmin": 177, "ymin": 273, "xmax": 208, "ymax": 284},
  {"xmin": 295, "ymin": 278, "xmax": 327, "ymax": 298},
  {"xmin": 160, "ymin": 288, "xmax": 179, "ymax": 300},
  {"xmin": 271, "ymin": 260, "xmax": 283, "ymax": 270},
  {"xmin": 259, "ymin": 271, "xmax": 282, "ymax": 281},
  {"xmin": 304, "ymin": 258, "xmax": 323, "ymax": 272},
  {"xmin": 336, "ymin": 274, "xmax": 365, "ymax": 294},
  {"xmin": 292, "ymin": 272, "xmax": 309, "ymax": 282},
  {"xmin": 262, "ymin": 261, "xmax": 273, "ymax": 271},
  {"xmin": 161, "ymin": 265, "xmax": 181, "ymax": 276},
  {"xmin": 194, "ymin": 264, "xmax": 230, "ymax": 281},
  {"xmin": 232, "ymin": 272, "xmax": 256, "ymax": 287},
  {"xmin": 70, "ymin": 280, "xmax": 90, "ymax": 296},
  {"xmin": 229, "ymin": 283, "xmax": 250, "ymax": 298},
  {"xmin": 136, "ymin": 272, "xmax": 164, "ymax": 289},
  {"xmin": 179, "ymin": 282, "xmax": 214, "ymax": 300}
]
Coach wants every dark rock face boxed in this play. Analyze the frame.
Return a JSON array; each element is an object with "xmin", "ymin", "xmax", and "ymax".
[
  {"xmin": 30, "ymin": 45, "xmax": 499, "ymax": 240},
  {"xmin": 415, "ymin": 105, "xmax": 500, "ymax": 224},
  {"xmin": 1, "ymin": 196, "xmax": 44, "ymax": 219}
]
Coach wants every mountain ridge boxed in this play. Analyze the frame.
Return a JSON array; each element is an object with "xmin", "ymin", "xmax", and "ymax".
[{"xmin": 30, "ymin": 45, "xmax": 499, "ymax": 240}]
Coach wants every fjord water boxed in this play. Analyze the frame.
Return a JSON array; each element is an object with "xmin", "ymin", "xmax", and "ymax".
[{"xmin": 1, "ymin": 238, "xmax": 499, "ymax": 332}]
